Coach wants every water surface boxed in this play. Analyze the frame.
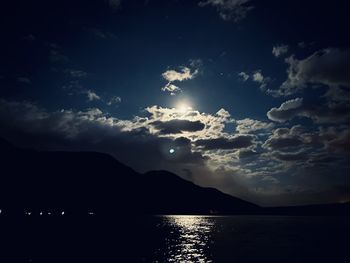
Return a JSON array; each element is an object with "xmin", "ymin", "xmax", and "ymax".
[
  {"xmin": 2, "ymin": 215, "xmax": 349, "ymax": 262},
  {"xmin": 147, "ymin": 215, "xmax": 349, "ymax": 262}
]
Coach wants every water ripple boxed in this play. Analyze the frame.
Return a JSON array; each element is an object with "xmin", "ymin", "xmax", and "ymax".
[{"xmin": 161, "ymin": 215, "xmax": 214, "ymax": 262}]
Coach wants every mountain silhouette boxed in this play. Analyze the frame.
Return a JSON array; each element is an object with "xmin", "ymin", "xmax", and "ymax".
[
  {"xmin": 1, "ymin": 138, "xmax": 349, "ymax": 216},
  {"xmin": 0, "ymin": 138, "xmax": 259, "ymax": 216}
]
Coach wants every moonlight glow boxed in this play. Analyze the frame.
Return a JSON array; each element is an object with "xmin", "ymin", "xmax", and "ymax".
[
  {"xmin": 1, "ymin": 0, "xmax": 349, "ymax": 209},
  {"xmin": 176, "ymin": 102, "xmax": 192, "ymax": 113}
]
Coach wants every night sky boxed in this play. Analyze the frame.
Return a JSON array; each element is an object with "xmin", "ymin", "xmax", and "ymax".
[{"xmin": 1, "ymin": 0, "xmax": 350, "ymax": 206}]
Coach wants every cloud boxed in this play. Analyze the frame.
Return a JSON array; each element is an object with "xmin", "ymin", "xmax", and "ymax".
[
  {"xmin": 267, "ymin": 97, "xmax": 350, "ymax": 124},
  {"xmin": 235, "ymin": 118, "xmax": 274, "ymax": 134},
  {"xmin": 161, "ymin": 83, "xmax": 182, "ymax": 96},
  {"xmin": 50, "ymin": 50, "xmax": 69, "ymax": 63},
  {"xmin": 161, "ymin": 66, "xmax": 198, "ymax": 95},
  {"xmin": 62, "ymin": 81, "xmax": 102, "ymax": 103},
  {"xmin": 67, "ymin": 70, "xmax": 88, "ymax": 78},
  {"xmin": 0, "ymin": 99, "xmax": 227, "ymax": 198},
  {"xmin": 277, "ymin": 48, "xmax": 350, "ymax": 96},
  {"xmin": 137, "ymin": 105, "xmax": 233, "ymax": 141},
  {"xmin": 252, "ymin": 70, "xmax": 271, "ymax": 90},
  {"xmin": 22, "ymin": 34, "xmax": 36, "ymax": 41},
  {"xmin": 17, "ymin": 77, "xmax": 31, "ymax": 84},
  {"xmin": 238, "ymin": 71, "xmax": 249, "ymax": 81},
  {"xmin": 323, "ymin": 87, "xmax": 350, "ymax": 103},
  {"xmin": 1, "ymin": 98, "xmax": 350, "ymax": 206},
  {"xmin": 262, "ymin": 127, "xmax": 316, "ymax": 165},
  {"xmin": 252, "ymin": 71, "xmax": 264, "ymax": 83},
  {"xmin": 83, "ymin": 27, "xmax": 117, "ymax": 39},
  {"xmin": 238, "ymin": 70, "xmax": 271, "ymax": 90},
  {"xmin": 49, "ymin": 43, "xmax": 72, "ymax": 64},
  {"xmin": 237, "ymin": 149, "xmax": 259, "ymax": 159},
  {"xmin": 151, "ymin": 119, "xmax": 205, "ymax": 134},
  {"xmin": 305, "ymin": 102, "xmax": 350, "ymax": 124},
  {"xmin": 272, "ymin": 44, "xmax": 289, "ymax": 57},
  {"xmin": 0, "ymin": 99, "xmax": 205, "ymax": 172},
  {"xmin": 262, "ymin": 126, "xmax": 308, "ymax": 151},
  {"xmin": 107, "ymin": 96, "xmax": 122, "ymax": 106},
  {"xmin": 273, "ymin": 150, "xmax": 307, "ymax": 163},
  {"xmin": 262, "ymin": 175, "xmax": 279, "ymax": 184},
  {"xmin": 108, "ymin": 0, "xmax": 122, "ymax": 10},
  {"xmin": 326, "ymin": 129, "xmax": 350, "ymax": 153},
  {"xmin": 298, "ymin": 42, "xmax": 306, "ymax": 48},
  {"xmin": 0, "ymin": 99, "xmax": 230, "ymax": 157},
  {"xmin": 199, "ymin": 0, "xmax": 253, "ymax": 22},
  {"xmin": 189, "ymin": 58, "xmax": 203, "ymax": 68},
  {"xmin": 162, "ymin": 67, "xmax": 197, "ymax": 82},
  {"xmin": 195, "ymin": 135, "xmax": 255, "ymax": 150},
  {"xmin": 84, "ymin": 90, "xmax": 101, "ymax": 101},
  {"xmin": 61, "ymin": 80, "xmax": 99, "ymax": 103},
  {"xmin": 260, "ymin": 125, "xmax": 349, "ymax": 164},
  {"xmin": 267, "ymin": 98, "xmax": 303, "ymax": 122},
  {"xmin": 263, "ymin": 136, "xmax": 303, "ymax": 151}
]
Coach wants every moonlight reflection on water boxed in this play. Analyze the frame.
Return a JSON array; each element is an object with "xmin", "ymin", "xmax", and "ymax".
[
  {"xmin": 162, "ymin": 215, "xmax": 214, "ymax": 262},
  {"xmin": 3, "ymin": 215, "xmax": 349, "ymax": 262}
]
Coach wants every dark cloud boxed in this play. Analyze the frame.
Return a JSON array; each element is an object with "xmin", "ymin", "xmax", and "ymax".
[
  {"xmin": 267, "ymin": 125, "xmax": 350, "ymax": 155},
  {"xmin": 151, "ymin": 119, "xmax": 205, "ymax": 134},
  {"xmin": 237, "ymin": 149, "xmax": 259, "ymax": 159},
  {"xmin": 272, "ymin": 151, "xmax": 306, "ymax": 161},
  {"xmin": 327, "ymin": 129, "xmax": 350, "ymax": 153},
  {"xmin": 195, "ymin": 135, "xmax": 254, "ymax": 150},
  {"xmin": 323, "ymin": 87, "xmax": 350, "ymax": 104},
  {"xmin": 83, "ymin": 27, "xmax": 118, "ymax": 39},
  {"xmin": 173, "ymin": 136, "xmax": 192, "ymax": 147},
  {"xmin": 50, "ymin": 49, "xmax": 69, "ymax": 63},
  {"xmin": 308, "ymin": 154, "xmax": 341, "ymax": 165},
  {"xmin": 262, "ymin": 126, "xmax": 308, "ymax": 152},
  {"xmin": 108, "ymin": 0, "xmax": 122, "ymax": 10},
  {"xmin": 2, "ymin": 0, "xmax": 350, "ymax": 208},
  {"xmin": 309, "ymin": 102, "xmax": 350, "ymax": 123},
  {"xmin": 21, "ymin": 34, "xmax": 36, "ymax": 41},
  {"xmin": 16, "ymin": 77, "xmax": 31, "ymax": 84},
  {"xmin": 199, "ymin": 0, "xmax": 253, "ymax": 22},
  {"xmin": 2, "ymin": 100, "xmax": 271, "ymax": 204},
  {"xmin": 0, "ymin": 99, "xmax": 205, "ymax": 173},
  {"xmin": 264, "ymin": 137, "xmax": 303, "ymax": 150},
  {"xmin": 1, "ymin": 99, "xmax": 349, "ymax": 206},
  {"xmin": 267, "ymin": 98, "xmax": 350, "ymax": 124},
  {"xmin": 65, "ymin": 69, "xmax": 88, "ymax": 78},
  {"xmin": 278, "ymin": 48, "xmax": 350, "ymax": 96},
  {"xmin": 267, "ymin": 98, "xmax": 303, "ymax": 122}
]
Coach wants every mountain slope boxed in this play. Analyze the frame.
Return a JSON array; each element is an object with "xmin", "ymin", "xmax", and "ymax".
[
  {"xmin": 141, "ymin": 170, "xmax": 258, "ymax": 214},
  {"xmin": 0, "ymin": 138, "xmax": 259, "ymax": 215}
]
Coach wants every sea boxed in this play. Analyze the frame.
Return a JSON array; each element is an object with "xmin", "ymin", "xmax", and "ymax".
[{"xmin": 1, "ymin": 215, "xmax": 349, "ymax": 262}]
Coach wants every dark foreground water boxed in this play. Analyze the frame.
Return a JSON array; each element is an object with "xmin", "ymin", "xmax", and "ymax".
[{"xmin": 1, "ymin": 215, "xmax": 349, "ymax": 262}]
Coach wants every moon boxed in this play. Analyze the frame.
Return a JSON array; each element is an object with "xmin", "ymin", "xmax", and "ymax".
[{"xmin": 169, "ymin": 148, "xmax": 175, "ymax": 154}]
